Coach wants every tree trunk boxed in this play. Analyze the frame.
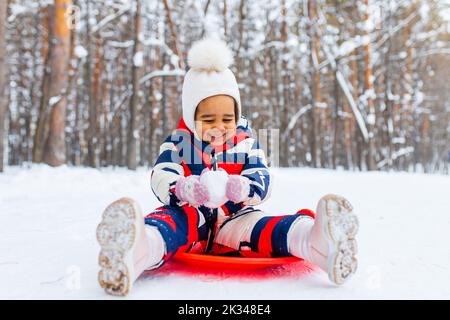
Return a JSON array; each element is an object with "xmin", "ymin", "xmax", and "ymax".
[
  {"xmin": 0, "ymin": 0, "xmax": 7, "ymax": 172},
  {"xmin": 333, "ymin": 68, "xmax": 340, "ymax": 169},
  {"xmin": 402, "ymin": 13, "xmax": 414, "ymax": 170},
  {"xmin": 280, "ymin": 0, "xmax": 290, "ymax": 167},
  {"xmin": 33, "ymin": 1, "xmax": 71, "ymax": 166},
  {"xmin": 32, "ymin": 6, "xmax": 52, "ymax": 164},
  {"xmin": 236, "ymin": 0, "xmax": 245, "ymax": 55},
  {"xmin": 223, "ymin": 0, "xmax": 228, "ymax": 39},
  {"xmin": 308, "ymin": 0, "xmax": 321, "ymax": 168},
  {"xmin": 162, "ymin": 0, "xmax": 185, "ymax": 70},
  {"xmin": 350, "ymin": 49, "xmax": 359, "ymax": 170},
  {"xmin": 27, "ymin": 13, "xmax": 42, "ymax": 164},
  {"xmin": 33, "ymin": 5, "xmax": 52, "ymax": 163},
  {"xmin": 200, "ymin": 0, "xmax": 213, "ymax": 38},
  {"xmin": 127, "ymin": 0, "xmax": 141, "ymax": 170},
  {"xmin": 92, "ymin": 37, "xmax": 102, "ymax": 165},
  {"xmin": 43, "ymin": 0, "xmax": 71, "ymax": 166},
  {"xmin": 363, "ymin": 0, "xmax": 376, "ymax": 170},
  {"xmin": 383, "ymin": 14, "xmax": 394, "ymax": 171},
  {"xmin": 85, "ymin": 0, "xmax": 99, "ymax": 167}
]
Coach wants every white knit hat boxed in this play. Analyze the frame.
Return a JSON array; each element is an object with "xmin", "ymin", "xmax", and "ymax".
[{"xmin": 182, "ymin": 38, "xmax": 241, "ymax": 137}]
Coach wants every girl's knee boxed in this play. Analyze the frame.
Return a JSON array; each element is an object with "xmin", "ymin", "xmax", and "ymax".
[{"xmin": 144, "ymin": 204, "xmax": 207, "ymax": 252}]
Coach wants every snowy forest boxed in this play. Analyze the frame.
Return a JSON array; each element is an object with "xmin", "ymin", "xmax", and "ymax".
[{"xmin": 0, "ymin": 0, "xmax": 449, "ymax": 173}]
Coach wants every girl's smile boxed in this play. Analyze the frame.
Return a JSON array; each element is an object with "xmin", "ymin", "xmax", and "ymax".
[{"xmin": 194, "ymin": 95, "xmax": 237, "ymax": 146}]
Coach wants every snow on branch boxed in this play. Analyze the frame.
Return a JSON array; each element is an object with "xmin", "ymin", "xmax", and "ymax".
[
  {"xmin": 110, "ymin": 88, "xmax": 132, "ymax": 117},
  {"xmin": 282, "ymin": 105, "xmax": 312, "ymax": 140},
  {"xmin": 139, "ymin": 69, "xmax": 185, "ymax": 85},
  {"xmin": 336, "ymin": 72, "xmax": 369, "ymax": 142},
  {"xmin": 415, "ymin": 48, "xmax": 450, "ymax": 59},
  {"xmin": 107, "ymin": 40, "xmax": 135, "ymax": 48},
  {"xmin": 7, "ymin": 3, "xmax": 38, "ymax": 22},
  {"xmin": 372, "ymin": 11, "xmax": 418, "ymax": 56},
  {"xmin": 139, "ymin": 36, "xmax": 165, "ymax": 47},
  {"xmin": 110, "ymin": 68, "xmax": 186, "ymax": 118},
  {"xmin": 241, "ymin": 41, "xmax": 285, "ymax": 58},
  {"xmin": 316, "ymin": 7, "xmax": 369, "ymax": 142},
  {"xmin": 413, "ymin": 26, "xmax": 447, "ymax": 43},
  {"xmin": 49, "ymin": 96, "xmax": 62, "ymax": 108},
  {"xmin": 377, "ymin": 147, "xmax": 415, "ymax": 169},
  {"xmin": 138, "ymin": 35, "xmax": 181, "ymax": 69},
  {"xmin": 335, "ymin": 34, "xmax": 377, "ymax": 60},
  {"xmin": 91, "ymin": 5, "xmax": 131, "ymax": 35}
]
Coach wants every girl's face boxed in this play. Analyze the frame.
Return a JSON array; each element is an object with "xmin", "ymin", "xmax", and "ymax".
[{"xmin": 194, "ymin": 95, "xmax": 237, "ymax": 146}]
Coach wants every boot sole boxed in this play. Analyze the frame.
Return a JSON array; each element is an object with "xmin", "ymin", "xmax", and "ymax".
[
  {"xmin": 96, "ymin": 197, "xmax": 141, "ymax": 296},
  {"xmin": 322, "ymin": 194, "xmax": 359, "ymax": 285}
]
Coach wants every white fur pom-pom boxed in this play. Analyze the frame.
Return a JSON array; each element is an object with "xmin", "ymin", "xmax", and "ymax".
[{"xmin": 187, "ymin": 38, "xmax": 233, "ymax": 72}]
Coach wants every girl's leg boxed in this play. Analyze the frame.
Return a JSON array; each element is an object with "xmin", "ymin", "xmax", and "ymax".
[
  {"xmin": 215, "ymin": 194, "xmax": 359, "ymax": 285},
  {"xmin": 143, "ymin": 204, "xmax": 210, "ymax": 267},
  {"xmin": 214, "ymin": 208, "xmax": 316, "ymax": 257},
  {"xmin": 96, "ymin": 199, "xmax": 208, "ymax": 296}
]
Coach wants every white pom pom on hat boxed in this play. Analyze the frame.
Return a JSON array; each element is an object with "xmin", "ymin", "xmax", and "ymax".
[
  {"xmin": 187, "ymin": 38, "xmax": 234, "ymax": 72},
  {"xmin": 182, "ymin": 38, "xmax": 241, "ymax": 138}
]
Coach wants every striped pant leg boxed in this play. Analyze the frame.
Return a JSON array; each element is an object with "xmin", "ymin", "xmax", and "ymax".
[
  {"xmin": 214, "ymin": 209, "xmax": 315, "ymax": 257},
  {"xmin": 144, "ymin": 205, "xmax": 209, "ymax": 267}
]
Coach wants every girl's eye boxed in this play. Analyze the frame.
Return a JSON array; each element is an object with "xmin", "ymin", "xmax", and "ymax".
[
  {"xmin": 203, "ymin": 120, "xmax": 214, "ymax": 124},
  {"xmin": 223, "ymin": 119, "xmax": 233, "ymax": 123}
]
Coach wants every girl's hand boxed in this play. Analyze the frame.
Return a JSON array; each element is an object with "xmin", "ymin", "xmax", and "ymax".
[
  {"xmin": 226, "ymin": 175, "xmax": 251, "ymax": 204},
  {"xmin": 175, "ymin": 175, "xmax": 210, "ymax": 207}
]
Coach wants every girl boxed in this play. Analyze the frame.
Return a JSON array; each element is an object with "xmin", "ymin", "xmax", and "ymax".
[{"xmin": 96, "ymin": 39, "xmax": 359, "ymax": 296}]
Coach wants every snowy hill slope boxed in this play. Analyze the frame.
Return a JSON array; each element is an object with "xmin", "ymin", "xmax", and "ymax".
[{"xmin": 0, "ymin": 165, "xmax": 449, "ymax": 299}]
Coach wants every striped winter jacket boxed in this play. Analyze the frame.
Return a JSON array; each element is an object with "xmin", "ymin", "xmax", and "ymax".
[{"xmin": 150, "ymin": 116, "xmax": 272, "ymax": 218}]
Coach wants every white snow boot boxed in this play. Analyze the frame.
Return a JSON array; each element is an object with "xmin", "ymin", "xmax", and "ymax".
[
  {"xmin": 96, "ymin": 197, "xmax": 164, "ymax": 296},
  {"xmin": 289, "ymin": 194, "xmax": 359, "ymax": 285}
]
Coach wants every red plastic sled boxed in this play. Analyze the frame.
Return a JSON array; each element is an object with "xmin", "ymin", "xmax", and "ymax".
[{"xmin": 173, "ymin": 252, "xmax": 303, "ymax": 270}]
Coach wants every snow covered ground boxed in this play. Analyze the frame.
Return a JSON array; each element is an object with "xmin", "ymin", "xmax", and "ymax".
[{"xmin": 0, "ymin": 165, "xmax": 449, "ymax": 300}]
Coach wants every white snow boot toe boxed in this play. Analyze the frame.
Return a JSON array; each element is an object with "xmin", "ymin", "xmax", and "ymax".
[
  {"xmin": 310, "ymin": 194, "xmax": 359, "ymax": 285},
  {"xmin": 96, "ymin": 197, "xmax": 151, "ymax": 296}
]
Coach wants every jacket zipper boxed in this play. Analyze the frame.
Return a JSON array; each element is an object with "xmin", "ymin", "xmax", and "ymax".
[{"xmin": 205, "ymin": 148, "xmax": 218, "ymax": 253}]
